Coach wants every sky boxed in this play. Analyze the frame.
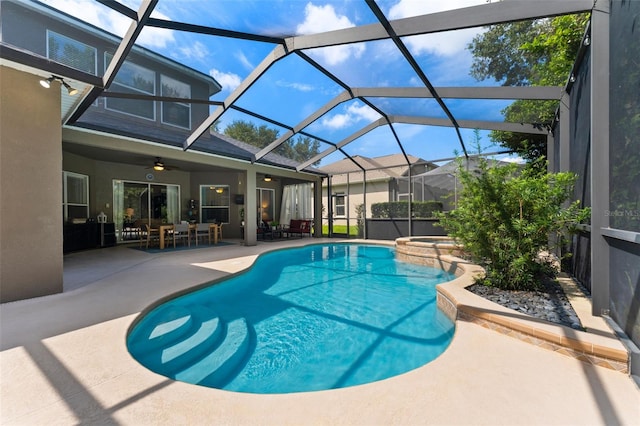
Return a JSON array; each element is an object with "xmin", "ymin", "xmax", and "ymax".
[{"xmin": 42, "ymin": 0, "xmax": 524, "ymax": 166}]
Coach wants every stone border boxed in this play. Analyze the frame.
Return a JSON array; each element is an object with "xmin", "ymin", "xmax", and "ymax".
[{"xmin": 396, "ymin": 238, "xmax": 630, "ymax": 374}]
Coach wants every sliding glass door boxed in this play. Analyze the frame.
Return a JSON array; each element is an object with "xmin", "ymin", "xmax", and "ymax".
[
  {"xmin": 257, "ymin": 188, "xmax": 275, "ymax": 225},
  {"xmin": 113, "ymin": 180, "xmax": 180, "ymax": 242}
]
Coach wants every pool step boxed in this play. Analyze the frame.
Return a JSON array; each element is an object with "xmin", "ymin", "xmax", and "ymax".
[
  {"xmin": 174, "ymin": 317, "xmax": 252, "ymax": 387},
  {"xmin": 128, "ymin": 305, "xmax": 194, "ymax": 354},
  {"xmin": 132, "ymin": 305, "xmax": 224, "ymax": 374}
]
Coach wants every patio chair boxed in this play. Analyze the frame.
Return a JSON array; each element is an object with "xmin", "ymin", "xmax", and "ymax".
[
  {"xmin": 257, "ymin": 220, "xmax": 273, "ymax": 240},
  {"xmin": 143, "ymin": 223, "xmax": 160, "ymax": 249},
  {"xmin": 173, "ymin": 223, "xmax": 190, "ymax": 247},
  {"xmin": 195, "ymin": 223, "xmax": 210, "ymax": 245}
]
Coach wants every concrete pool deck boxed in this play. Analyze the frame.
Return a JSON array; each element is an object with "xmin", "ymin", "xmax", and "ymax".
[{"xmin": 1, "ymin": 239, "xmax": 639, "ymax": 425}]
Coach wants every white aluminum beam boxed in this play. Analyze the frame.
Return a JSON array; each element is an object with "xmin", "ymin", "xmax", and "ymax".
[
  {"xmin": 290, "ymin": 1, "xmax": 593, "ymax": 50},
  {"xmin": 253, "ymin": 91, "xmax": 353, "ymax": 162},
  {"xmin": 390, "ymin": 115, "xmax": 548, "ymax": 134},
  {"xmin": 185, "ymin": 45, "xmax": 288, "ymax": 150},
  {"xmin": 296, "ymin": 112, "xmax": 547, "ymax": 172},
  {"xmin": 353, "ymin": 86, "xmax": 563, "ymax": 100},
  {"xmin": 590, "ymin": 0, "xmax": 610, "ymax": 315},
  {"xmin": 103, "ymin": 0, "xmax": 157, "ymax": 88},
  {"xmin": 66, "ymin": 0, "xmax": 157, "ymax": 124}
]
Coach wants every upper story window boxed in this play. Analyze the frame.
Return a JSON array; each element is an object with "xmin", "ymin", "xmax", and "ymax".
[
  {"xmin": 161, "ymin": 75, "xmax": 191, "ymax": 129},
  {"xmin": 105, "ymin": 53, "xmax": 155, "ymax": 121},
  {"xmin": 47, "ymin": 30, "xmax": 97, "ymax": 75}
]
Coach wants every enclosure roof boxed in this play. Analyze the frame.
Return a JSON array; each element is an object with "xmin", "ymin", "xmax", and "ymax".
[{"xmin": 0, "ymin": 0, "xmax": 594, "ymax": 175}]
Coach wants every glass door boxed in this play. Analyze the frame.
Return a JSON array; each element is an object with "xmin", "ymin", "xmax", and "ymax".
[
  {"xmin": 256, "ymin": 188, "xmax": 275, "ymax": 225},
  {"xmin": 114, "ymin": 180, "xmax": 180, "ymax": 242}
]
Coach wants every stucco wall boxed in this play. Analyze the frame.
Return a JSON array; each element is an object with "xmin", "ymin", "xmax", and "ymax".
[{"xmin": 0, "ymin": 66, "xmax": 63, "ymax": 302}]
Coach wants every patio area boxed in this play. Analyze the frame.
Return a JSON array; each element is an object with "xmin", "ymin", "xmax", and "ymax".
[{"xmin": 1, "ymin": 239, "xmax": 638, "ymax": 425}]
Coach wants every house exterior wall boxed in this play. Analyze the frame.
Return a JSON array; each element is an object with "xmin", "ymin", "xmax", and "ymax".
[
  {"xmin": 0, "ymin": 66, "xmax": 63, "ymax": 302},
  {"xmin": 1, "ymin": 0, "xmax": 216, "ymax": 131},
  {"xmin": 322, "ymin": 180, "xmax": 389, "ymax": 220}
]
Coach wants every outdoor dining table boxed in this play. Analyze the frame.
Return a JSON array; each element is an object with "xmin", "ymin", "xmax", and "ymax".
[
  {"xmin": 158, "ymin": 224, "xmax": 174, "ymax": 250},
  {"xmin": 208, "ymin": 223, "xmax": 220, "ymax": 244}
]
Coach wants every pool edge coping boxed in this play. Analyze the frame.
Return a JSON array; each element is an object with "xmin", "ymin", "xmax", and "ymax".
[{"xmin": 395, "ymin": 238, "xmax": 630, "ymax": 375}]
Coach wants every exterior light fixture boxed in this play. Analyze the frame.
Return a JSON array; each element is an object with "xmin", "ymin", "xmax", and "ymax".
[
  {"xmin": 38, "ymin": 75, "xmax": 78, "ymax": 96},
  {"xmin": 264, "ymin": 175, "xmax": 272, "ymax": 182},
  {"xmin": 583, "ymin": 35, "xmax": 590, "ymax": 46},
  {"xmin": 62, "ymin": 81, "xmax": 78, "ymax": 95},
  {"xmin": 39, "ymin": 76, "xmax": 54, "ymax": 88},
  {"xmin": 569, "ymin": 74, "xmax": 576, "ymax": 83},
  {"xmin": 216, "ymin": 187, "xmax": 224, "ymax": 194}
]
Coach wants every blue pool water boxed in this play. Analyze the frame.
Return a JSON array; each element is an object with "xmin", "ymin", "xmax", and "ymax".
[{"xmin": 127, "ymin": 243, "xmax": 455, "ymax": 394}]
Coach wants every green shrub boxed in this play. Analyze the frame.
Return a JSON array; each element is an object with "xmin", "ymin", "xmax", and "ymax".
[
  {"xmin": 437, "ymin": 157, "xmax": 590, "ymax": 290},
  {"xmin": 371, "ymin": 201, "xmax": 443, "ymax": 218}
]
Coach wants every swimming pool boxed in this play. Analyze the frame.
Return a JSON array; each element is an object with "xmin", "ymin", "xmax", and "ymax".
[{"xmin": 127, "ymin": 243, "xmax": 456, "ymax": 394}]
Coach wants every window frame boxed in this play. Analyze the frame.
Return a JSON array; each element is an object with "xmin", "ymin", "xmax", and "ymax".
[
  {"xmin": 334, "ymin": 193, "xmax": 346, "ymax": 217},
  {"xmin": 104, "ymin": 52, "xmax": 156, "ymax": 121},
  {"xmin": 63, "ymin": 171, "xmax": 89, "ymax": 221},
  {"xmin": 161, "ymin": 74, "xmax": 191, "ymax": 130},
  {"xmin": 46, "ymin": 30, "xmax": 97, "ymax": 75},
  {"xmin": 200, "ymin": 185, "xmax": 230, "ymax": 224}
]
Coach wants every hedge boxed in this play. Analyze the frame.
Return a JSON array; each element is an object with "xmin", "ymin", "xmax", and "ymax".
[{"xmin": 370, "ymin": 201, "xmax": 443, "ymax": 218}]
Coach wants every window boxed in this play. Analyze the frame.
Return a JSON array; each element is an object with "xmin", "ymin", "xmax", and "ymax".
[
  {"xmin": 105, "ymin": 53, "xmax": 155, "ymax": 120},
  {"xmin": 201, "ymin": 185, "xmax": 229, "ymax": 223},
  {"xmin": 63, "ymin": 171, "xmax": 89, "ymax": 220},
  {"xmin": 47, "ymin": 30, "xmax": 97, "ymax": 74},
  {"xmin": 161, "ymin": 75, "xmax": 191, "ymax": 129},
  {"xmin": 334, "ymin": 194, "xmax": 346, "ymax": 217}
]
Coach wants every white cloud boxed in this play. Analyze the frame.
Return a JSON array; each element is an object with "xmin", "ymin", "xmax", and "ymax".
[
  {"xmin": 297, "ymin": 3, "xmax": 365, "ymax": 66},
  {"xmin": 42, "ymin": 0, "xmax": 175, "ymax": 49},
  {"xmin": 347, "ymin": 103, "xmax": 381, "ymax": 122},
  {"xmin": 177, "ymin": 41, "xmax": 208, "ymax": 61},
  {"xmin": 321, "ymin": 102, "xmax": 381, "ymax": 129},
  {"xmin": 322, "ymin": 112, "xmax": 351, "ymax": 129},
  {"xmin": 495, "ymin": 155, "xmax": 526, "ymax": 164},
  {"xmin": 209, "ymin": 69, "xmax": 242, "ymax": 92},
  {"xmin": 388, "ymin": 0, "xmax": 486, "ymax": 57},
  {"xmin": 235, "ymin": 51, "xmax": 255, "ymax": 71},
  {"xmin": 276, "ymin": 81, "xmax": 315, "ymax": 92}
]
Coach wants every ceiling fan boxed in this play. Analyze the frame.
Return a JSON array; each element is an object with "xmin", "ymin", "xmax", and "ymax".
[{"xmin": 146, "ymin": 157, "xmax": 178, "ymax": 171}]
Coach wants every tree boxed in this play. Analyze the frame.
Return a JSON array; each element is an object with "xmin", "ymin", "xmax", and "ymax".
[
  {"xmin": 437, "ymin": 155, "xmax": 590, "ymax": 290},
  {"xmin": 224, "ymin": 120, "xmax": 278, "ymax": 148},
  {"xmin": 468, "ymin": 14, "xmax": 589, "ymax": 160},
  {"xmin": 223, "ymin": 120, "xmax": 321, "ymax": 165}
]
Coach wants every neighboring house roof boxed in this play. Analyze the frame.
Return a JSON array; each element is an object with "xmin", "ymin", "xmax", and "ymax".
[
  {"xmin": 320, "ymin": 153, "xmax": 435, "ymax": 186},
  {"xmin": 413, "ymin": 157, "xmax": 520, "ymax": 192}
]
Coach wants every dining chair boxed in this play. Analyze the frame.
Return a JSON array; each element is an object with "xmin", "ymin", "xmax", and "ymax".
[
  {"xmin": 144, "ymin": 223, "xmax": 160, "ymax": 249},
  {"xmin": 195, "ymin": 223, "xmax": 210, "ymax": 246},
  {"xmin": 173, "ymin": 223, "xmax": 190, "ymax": 247}
]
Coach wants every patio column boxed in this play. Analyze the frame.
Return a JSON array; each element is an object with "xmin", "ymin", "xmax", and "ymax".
[
  {"xmin": 590, "ymin": 0, "xmax": 610, "ymax": 315},
  {"xmin": 559, "ymin": 91, "xmax": 571, "ymax": 173},
  {"xmin": 244, "ymin": 169, "xmax": 257, "ymax": 246},
  {"xmin": 0, "ymin": 67, "xmax": 63, "ymax": 302},
  {"xmin": 313, "ymin": 177, "xmax": 323, "ymax": 238},
  {"xmin": 546, "ymin": 132, "xmax": 555, "ymax": 174}
]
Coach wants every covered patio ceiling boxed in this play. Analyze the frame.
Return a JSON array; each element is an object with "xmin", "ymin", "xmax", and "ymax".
[{"xmin": 1, "ymin": 0, "xmax": 593, "ymax": 175}]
